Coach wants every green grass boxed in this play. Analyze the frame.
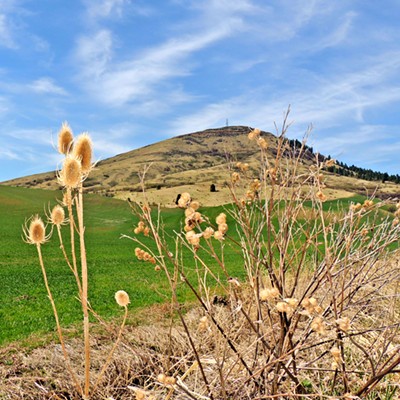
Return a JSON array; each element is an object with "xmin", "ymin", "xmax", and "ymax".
[
  {"xmin": 0, "ymin": 186, "xmax": 394, "ymax": 346},
  {"xmin": 0, "ymin": 186, "xmax": 163, "ymax": 345},
  {"xmin": 0, "ymin": 186, "xmax": 245, "ymax": 345}
]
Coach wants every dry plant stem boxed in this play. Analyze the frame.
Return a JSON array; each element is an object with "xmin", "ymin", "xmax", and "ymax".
[
  {"xmin": 76, "ymin": 183, "xmax": 90, "ymax": 398},
  {"xmin": 36, "ymin": 243, "xmax": 82, "ymax": 395},
  {"xmin": 66, "ymin": 188, "xmax": 80, "ymax": 289},
  {"xmin": 56, "ymin": 224, "xmax": 82, "ymax": 297},
  {"xmin": 93, "ymin": 305, "xmax": 128, "ymax": 391}
]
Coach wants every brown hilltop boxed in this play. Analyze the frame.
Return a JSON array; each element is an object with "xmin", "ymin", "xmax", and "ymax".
[{"xmin": 2, "ymin": 126, "xmax": 400, "ymax": 206}]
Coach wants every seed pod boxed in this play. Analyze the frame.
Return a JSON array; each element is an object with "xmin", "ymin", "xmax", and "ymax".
[
  {"xmin": 29, "ymin": 217, "xmax": 46, "ymax": 244},
  {"xmin": 50, "ymin": 205, "xmax": 65, "ymax": 226},
  {"xmin": 73, "ymin": 133, "xmax": 93, "ymax": 174},
  {"xmin": 115, "ymin": 290, "xmax": 130, "ymax": 307},
  {"xmin": 58, "ymin": 122, "xmax": 73, "ymax": 154},
  {"xmin": 59, "ymin": 156, "xmax": 82, "ymax": 188}
]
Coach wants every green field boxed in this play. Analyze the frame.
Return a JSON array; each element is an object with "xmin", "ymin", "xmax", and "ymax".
[
  {"xmin": 0, "ymin": 185, "xmax": 242, "ymax": 345},
  {"xmin": 0, "ymin": 185, "xmax": 165, "ymax": 345},
  {"xmin": 0, "ymin": 185, "xmax": 382, "ymax": 346}
]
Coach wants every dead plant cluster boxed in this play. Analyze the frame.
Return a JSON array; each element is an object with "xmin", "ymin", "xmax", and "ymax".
[{"xmin": 127, "ymin": 112, "xmax": 400, "ymax": 399}]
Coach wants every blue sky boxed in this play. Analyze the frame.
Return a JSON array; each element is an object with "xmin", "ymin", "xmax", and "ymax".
[{"xmin": 1, "ymin": 0, "xmax": 400, "ymax": 181}]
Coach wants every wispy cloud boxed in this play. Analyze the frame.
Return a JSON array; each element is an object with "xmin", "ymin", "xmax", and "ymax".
[
  {"xmin": 0, "ymin": 14, "xmax": 16, "ymax": 49},
  {"xmin": 84, "ymin": 0, "xmax": 131, "ymax": 21},
  {"xmin": 75, "ymin": 26, "xmax": 234, "ymax": 107},
  {"xmin": 28, "ymin": 78, "xmax": 67, "ymax": 96}
]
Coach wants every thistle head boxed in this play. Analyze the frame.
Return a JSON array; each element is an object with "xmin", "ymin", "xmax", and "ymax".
[
  {"xmin": 115, "ymin": 290, "xmax": 130, "ymax": 307},
  {"xmin": 49, "ymin": 205, "xmax": 65, "ymax": 226},
  {"xmin": 58, "ymin": 122, "xmax": 74, "ymax": 154},
  {"xmin": 73, "ymin": 133, "xmax": 93, "ymax": 174},
  {"xmin": 23, "ymin": 215, "xmax": 49, "ymax": 245},
  {"xmin": 58, "ymin": 155, "xmax": 82, "ymax": 188}
]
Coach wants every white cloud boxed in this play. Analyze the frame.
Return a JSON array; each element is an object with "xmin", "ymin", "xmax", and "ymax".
[
  {"xmin": 29, "ymin": 78, "xmax": 67, "ymax": 96},
  {"xmin": 75, "ymin": 30, "xmax": 113, "ymax": 79},
  {"xmin": 0, "ymin": 147, "xmax": 20, "ymax": 160},
  {"xmin": 312, "ymin": 11, "xmax": 357, "ymax": 51},
  {"xmin": 0, "ymin": 14, "xmax": 16, "ymax": 49},
  {"xmin": 84, "ymin": 0, "xmax": 130, "ymax": 20},
  {"xmin": 75, "ymin": 22, "xmax": 235, "ymax": 107},
  {"xmin": 168, "ymin": 49, "xmax": 400, "ymax": 139}
]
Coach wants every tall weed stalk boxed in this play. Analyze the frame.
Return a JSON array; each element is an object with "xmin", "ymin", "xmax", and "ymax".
[{"xmin": 23, "ymin": 123, "xmax": 130, "ymax": 399}]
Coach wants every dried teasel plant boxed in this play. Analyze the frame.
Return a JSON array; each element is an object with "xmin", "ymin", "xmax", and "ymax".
[{"xmin": 23, "ymin": 122, "xmax": 130, "ymax": 400}]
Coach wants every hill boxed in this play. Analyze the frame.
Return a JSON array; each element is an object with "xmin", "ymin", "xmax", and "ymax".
[{"xmin": 2, "ymin": 126, "xmax": 400, "ymax": 206}]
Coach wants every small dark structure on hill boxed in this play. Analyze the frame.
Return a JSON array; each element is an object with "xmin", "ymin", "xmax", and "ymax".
[{"xmin": 210, "ymin": 184, "xmax": 217, "ymax": 192}]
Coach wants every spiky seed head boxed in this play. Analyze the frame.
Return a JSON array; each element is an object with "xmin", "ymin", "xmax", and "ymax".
[
  {"xmin": 276, "ymin": 302, "xmax": 289, "ymax": 313},
  {"xmin": 178, "ymin": 192, "xmax": 191, "ymax": 208},
  {"xmin": 316, "ymin": 190, "xmax": 327, "ymax": 202},
  {"xmin": 185, "ymin": 207, "xmax": 195, "ymax": 218},
  {"xmin": 115, "ymin": 290, "xmax": 130, "ymax": 307},
  {"xmin": 135, "ymin": 389, "xmax": 146, "ymax": 400},
  {"xmin": 248, "ymin": 128, "xmax": 260, "ymax": 141},
  {"xmin": 24, "ymin": 216, "xmax": 47, "ymax": 245},
  {"xmin": 50, "ymin": 205, "xmax": 65, "ymax": 225},
  {"xmin": 257, "ymin": 137, "xmax": 268, "ymax": 149},
  {"xmin": 73, "ymin": 133, "xmax": 93, "ymax": 173},
  {"xmin": 59, "ymin": 156, "xmax": 82, "ymax": 188},
  {"xmin": 58, "ymin": 122, "xmax": 74, "ymax": 154},
  {"xmin": 336, "ymin": 317, "xmax": 351, "ymax": 332}
]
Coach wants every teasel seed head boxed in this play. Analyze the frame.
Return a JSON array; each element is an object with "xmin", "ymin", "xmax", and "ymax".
[
  {"xmin": 23, "ymin": 215, "xmax": 49, "ymax": 245},
  {"xmin": 59, "ymin": 155, "xmax": 82, "ymax": 188},
  {"xmin": 50, "ymin": 205, "xmax": 65, "ymax": 226},
  {"xmin": 58, "ymin": 122, "xmax": 74, "ymax": 154},
  {"xmin": 115, "ymin": 290, "xmax": 130, "ymax": 307},
  {"xmin": 73, "ymin": 133, "xmax": 93, "ymax": 174}
]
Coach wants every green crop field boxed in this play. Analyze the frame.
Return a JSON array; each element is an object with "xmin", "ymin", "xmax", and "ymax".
[
  {"xmin": 0, "ymin": 185, "xmax": 383, "ymax": 346},
  {"xmin": 0, "ymin": 185, "xmax": 163, "ymax": 345},
  {"xmin": 0, "ymin": 185, "xmax": 241, "ymax": 345}
]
